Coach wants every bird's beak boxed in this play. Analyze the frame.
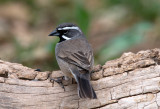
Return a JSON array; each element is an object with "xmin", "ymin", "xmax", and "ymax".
[{"xmin": 48, "ymin": 29, "xmax": 60, "ymax": 36}]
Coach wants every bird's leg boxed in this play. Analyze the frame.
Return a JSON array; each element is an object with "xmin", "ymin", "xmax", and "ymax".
[{"xmin": 50, "ymin": 76, "xmax": 65, "ymax": 91}]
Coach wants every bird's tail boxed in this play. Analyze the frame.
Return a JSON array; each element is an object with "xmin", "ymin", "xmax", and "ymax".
[{"xmin": 77, "ymin": 74, "xmax": 97, "ymax": 99}]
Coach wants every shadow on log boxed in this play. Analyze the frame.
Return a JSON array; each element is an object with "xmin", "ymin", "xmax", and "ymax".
[{"xmin": 0, "ymin": 48, "xmax": 160, "ymax": 109}]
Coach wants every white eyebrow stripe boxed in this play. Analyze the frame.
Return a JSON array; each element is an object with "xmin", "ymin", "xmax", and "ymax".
[
  {"xmin": 62, "ymin": 35, "xmax": 71, "ymax": 40},
  {"xmin": 58, "ymin": 27, "xmax": 80, "ymax": 31}
]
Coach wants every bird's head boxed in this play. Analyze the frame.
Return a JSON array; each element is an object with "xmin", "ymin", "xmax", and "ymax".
[{"xmin": 48, "ymin": 23, "xmax": 82, "ymax": 42}]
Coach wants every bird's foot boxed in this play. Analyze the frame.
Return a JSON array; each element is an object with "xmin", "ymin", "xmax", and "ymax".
[{"xmin": 50, "ymin": 76, "xmax": 65, "ymax": 91}]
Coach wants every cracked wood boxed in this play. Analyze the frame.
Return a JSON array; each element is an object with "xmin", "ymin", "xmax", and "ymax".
[{"xmin": 0, "ymin": 48, "xmax": 160, "ymax": 109}]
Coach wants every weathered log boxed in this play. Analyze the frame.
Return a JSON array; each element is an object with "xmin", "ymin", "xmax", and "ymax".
[{"xmin": 0, "ymin": 48, "xmax": 160, "ymax": 109}]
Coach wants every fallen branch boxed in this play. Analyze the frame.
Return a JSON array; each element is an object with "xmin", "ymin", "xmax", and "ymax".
[{"xmin": 0, "ymin": 48, "xmax": 160, "ymax": 109}]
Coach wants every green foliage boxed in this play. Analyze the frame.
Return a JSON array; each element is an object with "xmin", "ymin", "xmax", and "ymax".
[
  {"xmin": 0, "ymin": 0, "xmax": 159, "ymax": 71},
  {"xmin": 12, "ymin": 37, "xmax": 37, "ymax": 63},
  {"xmin": 75, "ymin": 2, "xmax": 90, "ymax": 35},
  {"xmin": 47, "ymin": 38, "xmax": 59, "ymax": 69},
  {"xmin": 97, "ymin": 21, "xmax": 152, "ymax": 64},
  {"xmin": 105, "ymin": 0, "xmax": 160, "ymax": 21},
  {"xmin": 55, "ymin": 1, "xmax": 90, "ymax": 35},
  {"xmin": 0, "ymin": 0, "xmax": 37, "ymax": 8}
]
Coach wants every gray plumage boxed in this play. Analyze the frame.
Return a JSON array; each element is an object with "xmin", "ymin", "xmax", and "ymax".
[{"xmin": 49, "ymin": 23, "xmax": 97, "ymax": 99}]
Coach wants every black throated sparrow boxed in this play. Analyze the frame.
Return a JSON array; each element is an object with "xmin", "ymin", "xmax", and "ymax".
[{"xmin": 48, "ymin": 23, "xmax": 97, "ymax": 99}]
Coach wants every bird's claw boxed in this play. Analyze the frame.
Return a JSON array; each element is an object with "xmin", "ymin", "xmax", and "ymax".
[{"xmin": 50, "ymin": 76, "xmax": 65, "ymax": 91}]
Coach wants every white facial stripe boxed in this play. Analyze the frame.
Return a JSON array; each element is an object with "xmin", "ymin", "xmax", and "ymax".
[
  {"xmin": 58, "ymin": 27, "xmax": 80, "ymax": 31},
  {"xmin": 62, "ymin": 35, "xmax": 71, "ymax": 40}
]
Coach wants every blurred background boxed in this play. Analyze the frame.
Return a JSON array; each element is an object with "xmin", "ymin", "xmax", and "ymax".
[{"xmin": 0, "ymin": 0, "xmax": 160, "ymax": 71}]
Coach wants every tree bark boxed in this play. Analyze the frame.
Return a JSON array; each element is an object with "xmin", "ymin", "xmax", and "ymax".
[{"xmin": 0, "ymin": 48, "xmax": 160, "ymax": 109}]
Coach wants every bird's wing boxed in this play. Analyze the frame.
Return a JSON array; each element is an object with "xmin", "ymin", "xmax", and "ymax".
[
  {"xmin": 59, "ymin": 50, "xmax": 93, "ymax": 71},
  {"xmin": 57, "ymin": 38, "xmax": 94, "ymax": 71}
]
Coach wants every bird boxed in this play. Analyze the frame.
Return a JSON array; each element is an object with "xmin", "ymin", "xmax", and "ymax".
[{"xmin": 48, "ymin": 23, "xmax": 97, "ymax": 99}]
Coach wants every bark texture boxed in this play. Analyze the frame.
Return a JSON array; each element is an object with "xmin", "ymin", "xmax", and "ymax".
[{"xmin": 0, "ymin": 48, "xmax": 160, "ymax": 109}]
